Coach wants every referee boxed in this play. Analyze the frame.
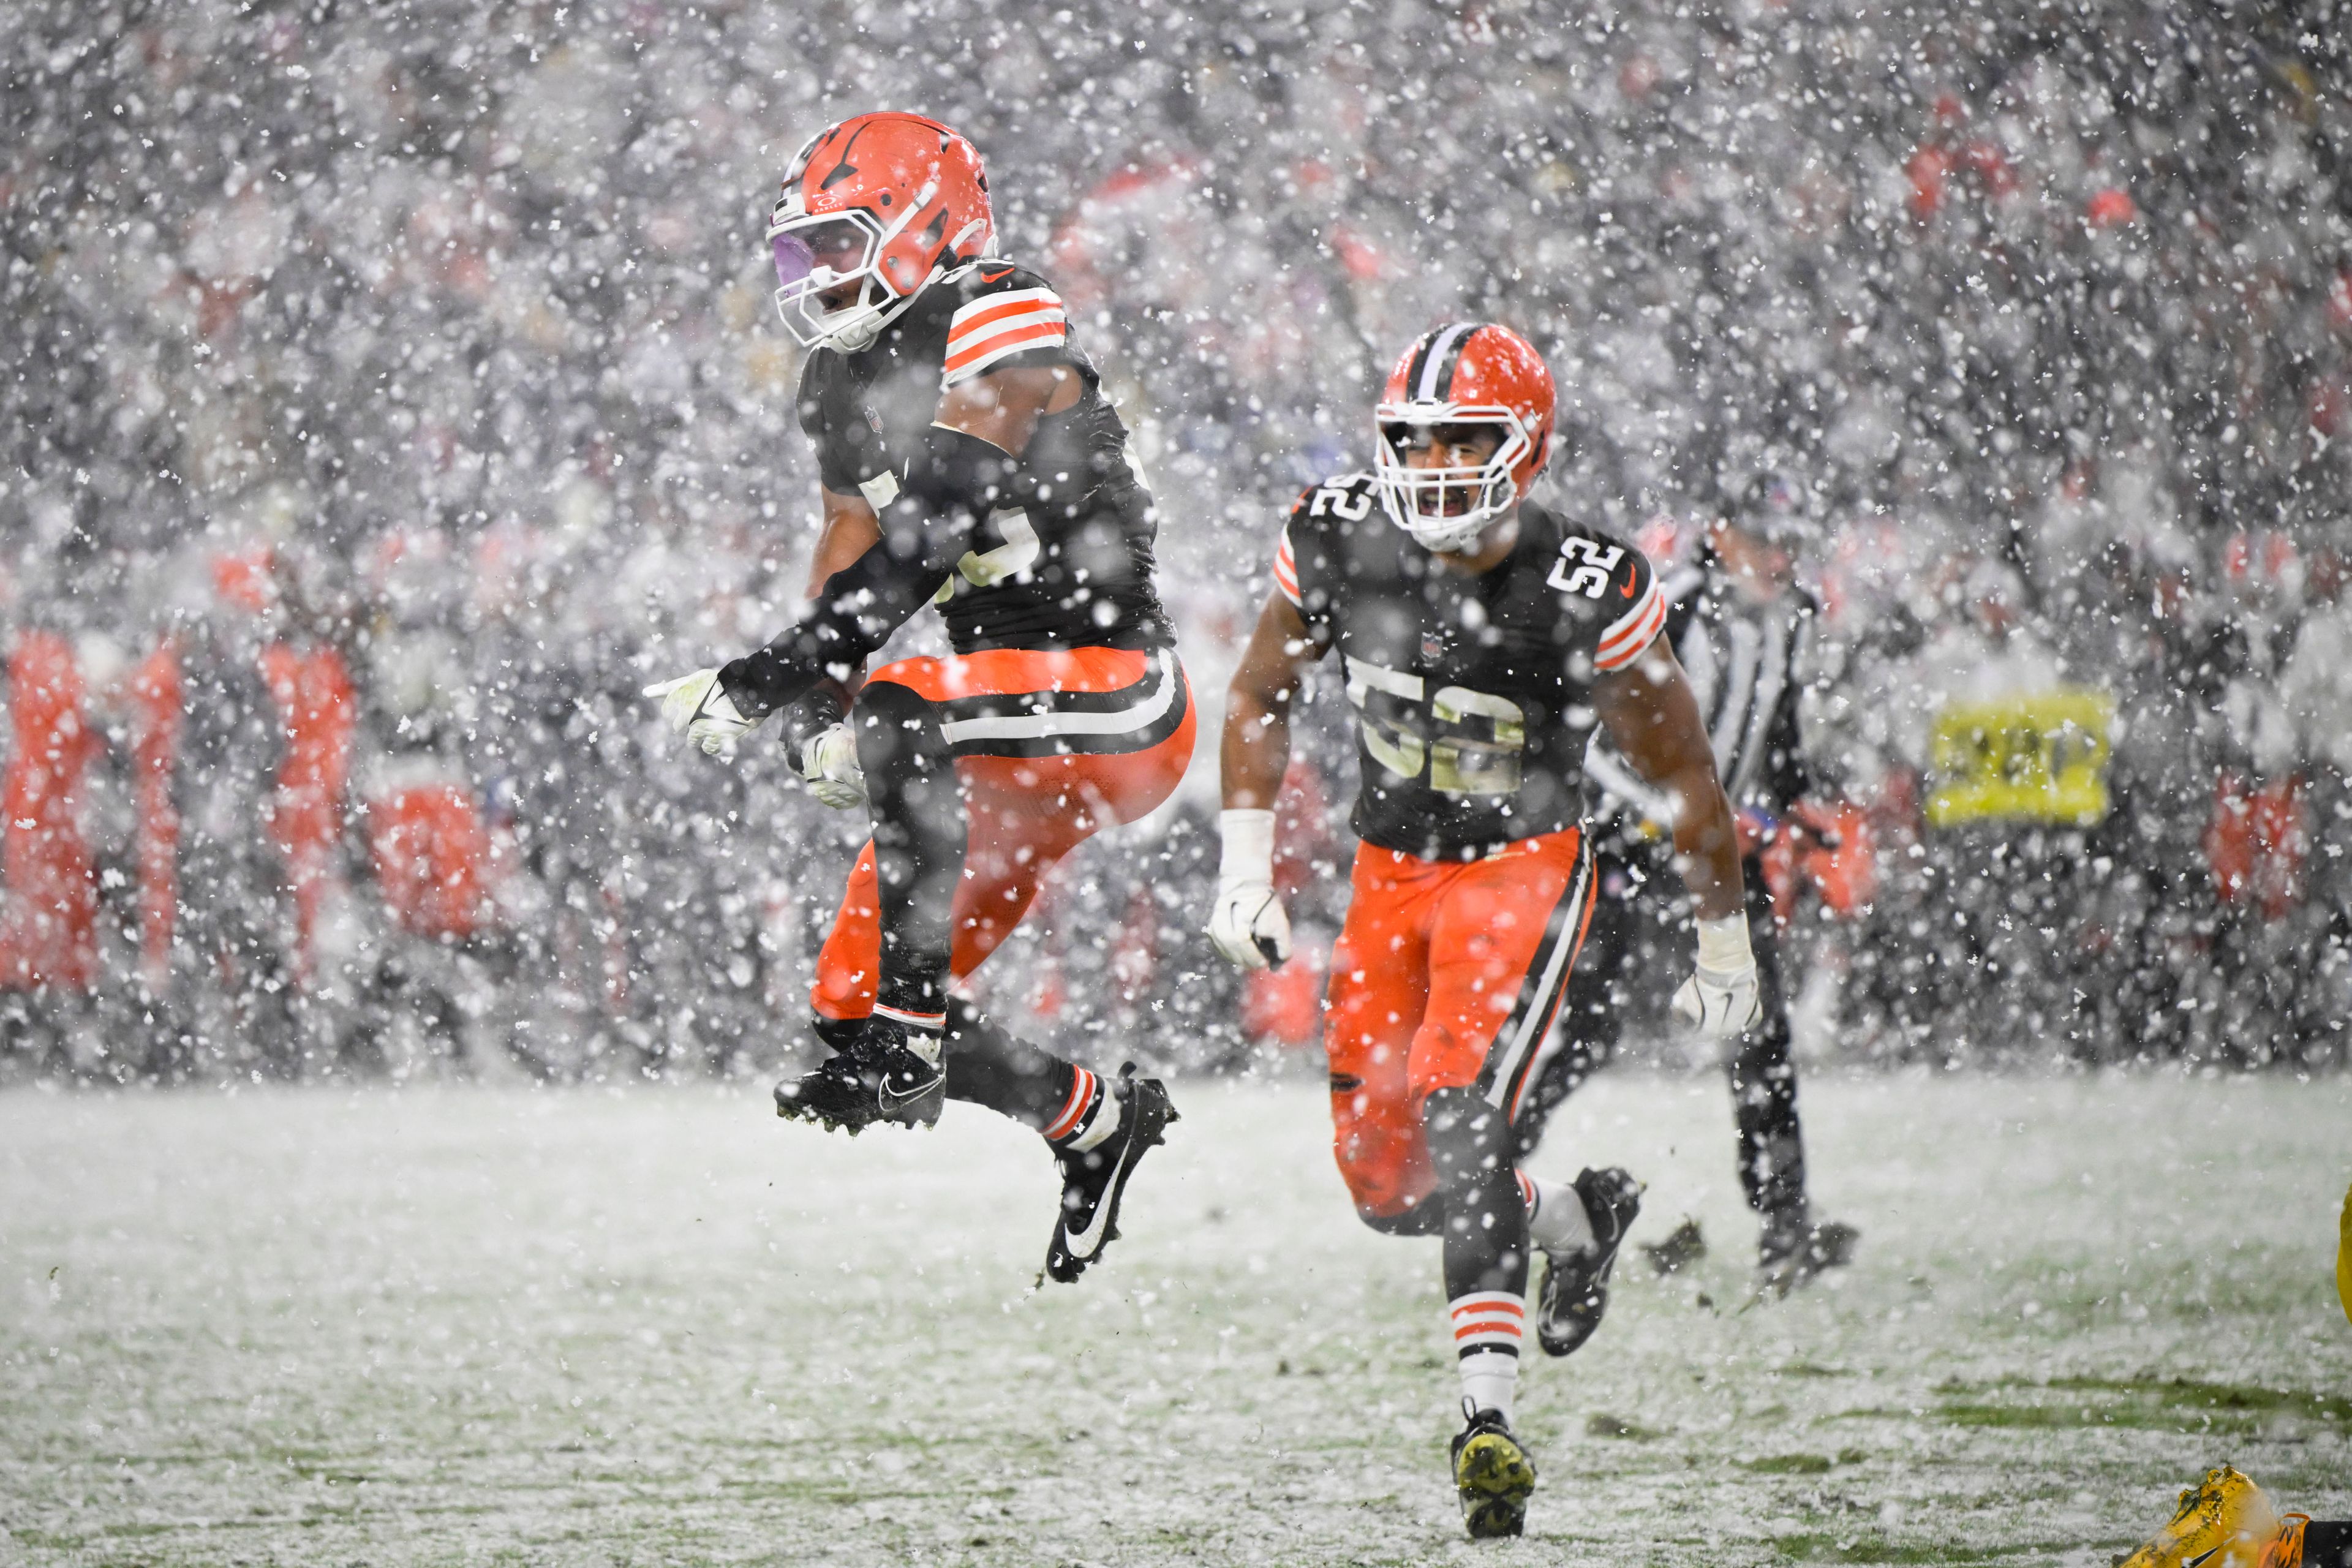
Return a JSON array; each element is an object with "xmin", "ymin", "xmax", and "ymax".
[{"xmin": 1521, "ymin": 472, "xmax": 1858, "ymax": 1292}]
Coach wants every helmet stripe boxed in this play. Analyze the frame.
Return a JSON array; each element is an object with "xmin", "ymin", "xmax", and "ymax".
[
  {"xmin": 1414, "ymin": 321, "xmax": 1478, "ymax": 402},
  {"xmin": 1401, "ymin": 323, "xmax": 1449, "ymax": 402}
]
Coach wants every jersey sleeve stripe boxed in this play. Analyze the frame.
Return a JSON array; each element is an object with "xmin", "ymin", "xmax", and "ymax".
[
  {"xmin": 941, "ymin": 323, "xmax": 1069, "ymax": 386},
  {"xmin": 944, "ymin": 308, "xmax": 1066, "ymax": 366},
  {"xmin": 1594, "ymin": 581, "xmax": 1668, "ymax": 671},
  {"xmin": 946, "ymin": 293, "xmax": 1066, "ymax": 355},
  {"xmin": 1273, "ymin": 530, "xmax": 1302, "ymax": 606},
  {"xmin": 948, "ymin": 287, "xmax": 1061, "ymax": 338}
]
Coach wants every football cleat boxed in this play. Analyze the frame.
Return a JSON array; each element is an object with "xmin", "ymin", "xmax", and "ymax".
[
  {"xmin": 2114, "ymin": 1465, "xmax": 2282, "ymax": 1568},
  {"xmin": 774, "ymin": 1014, "xmax": 944, "ymax": 1134},
  {"xmin": 1043, "ymin": 1063, "xmax": 1177, "ymax": 1284},
  {"xmin": 1757, "ymin": 1215, "xmax": 1860, "ymax": 1297},
  {"xmin": 1450, "ymin": 1400, "xmax": 1537, "ymax": 1539},
  {"xmin": 1535, "ymin": 1166, "xmax": 1643, "ymax": 1357}
]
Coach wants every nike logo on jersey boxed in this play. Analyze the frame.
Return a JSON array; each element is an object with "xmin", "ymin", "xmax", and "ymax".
[{"xmin": 1620, "ymin": 575, "xmax": 1638, "ymax": 597}]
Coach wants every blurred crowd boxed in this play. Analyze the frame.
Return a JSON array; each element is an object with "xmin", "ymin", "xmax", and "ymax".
[{"xmin": 2, "ymin": 0, "xmax": 2348, "ymax": 1079}]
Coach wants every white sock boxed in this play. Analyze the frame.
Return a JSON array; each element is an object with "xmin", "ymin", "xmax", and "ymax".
[
  {"xmin": 1066, "ymin": 1085, "xmax": 1121, "ymax": 1152},
  {"xmin": 1044, "ymin": 1067, "xmax": 1121, "ymax": 1153},
  {"xmin": 1518, "ymin": 1171, "xmax": 1596, "ymax": 1256},
  {"xmin": 1449, "ymin": 1292, "xmax": 1525, "ymax": 1420}
]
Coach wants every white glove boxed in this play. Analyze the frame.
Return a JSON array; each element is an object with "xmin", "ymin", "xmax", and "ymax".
[
  {"xmin": 1673, "ymin": 911, "xmax": 1763, "ymax": 1039},
  {"xmin": 795, "ymin": 721, "xmax": 868, "ymax": 810},
  {"xmin": 1207, "ymin": 808, "xmax": 1292, "ymax": 970},
  {"xmin": 643, "ymin": 668, "xmax": 767, "ymax": 756}
]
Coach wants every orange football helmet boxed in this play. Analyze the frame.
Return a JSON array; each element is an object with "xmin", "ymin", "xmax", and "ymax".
[
  {"xmin": 1373, "ymin": 322, "xmax": 1556, "ymax": 551},
  {"xmin": 767, "ymin": 112, "xmax": 997, "ymax": 352}
]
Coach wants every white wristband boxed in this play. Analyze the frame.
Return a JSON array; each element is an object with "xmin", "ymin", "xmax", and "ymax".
[
  {"xmin": 1693, "ymin": 911, "xmax": 1754, "ymax": 974},
  {"xmin": 1219, "ymin": 808, "xmax": 1277, "ymax": 883}
]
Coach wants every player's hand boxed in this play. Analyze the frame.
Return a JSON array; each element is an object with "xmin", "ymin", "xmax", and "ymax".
[
  {"xmin": 1673, "ymin": 910, "xmax": 1762, "ymax": 1039},
  {"xmin": 1673, "ymin": 962, "xmax": 1761, "ymax": 1038},
  {"xmin": 643, "ymin": 668, "xmax": 767, "ymax": 756},
  {"xmin": 1208, "ymin": 877, "xmax": 1292, "ymax": 970},
  {"xmin": 794, "ymin": 721, "xmax": 867, "ymax": 810}
]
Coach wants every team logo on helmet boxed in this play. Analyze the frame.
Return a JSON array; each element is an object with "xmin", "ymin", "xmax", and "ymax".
[
  {"xmin": 1373, "ymin": 323, "xmax": 1557, "ymax": 554},
  {"xmin": 766, "ymin": 112, "xmax": 997, "ymax": 353}
]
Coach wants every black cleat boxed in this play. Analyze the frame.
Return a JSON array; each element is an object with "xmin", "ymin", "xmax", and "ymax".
[
  {"xmin": 1757, "ymin": 1215, "xmax": 1859, "ymax": 1297},
  {"xmin": 1042, "ymin": 1063, "xmax": 1177, "ymax": 1284},
  {"xmin": 1450, "ymin": 1401, "xmax": 1536, "ymax": 1539},
  {"xmin": 1535, "ymin": 1166, "xmax": 1643, "ymax": 1357},
  {"xmin": 774, "ymin": 1015, "xmax": 944, "ymax": 1134}
]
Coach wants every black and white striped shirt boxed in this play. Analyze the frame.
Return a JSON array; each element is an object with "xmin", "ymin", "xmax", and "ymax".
[{"xmin": 1585, "ymin": 561, "xmax": 1818, "ymax": 828}]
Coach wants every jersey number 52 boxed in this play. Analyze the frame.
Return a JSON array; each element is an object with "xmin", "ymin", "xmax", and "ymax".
[
  {"xmin": 1344, "ymin": 655, "xmax": 1527, "ymax": 796},
  {"xmin": 1547, "ymin": 536, "xmax": 1623, "ymax": 599}
]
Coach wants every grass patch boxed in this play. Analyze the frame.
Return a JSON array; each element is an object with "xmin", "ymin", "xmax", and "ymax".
[
  {"xmin": 1772, "ymin": 1533, "xmax": 2079, "ymax": 1563},
  {"xmin": 1936, "ymin": 1376, "xmax": 2352, "ymax": 1433},
  {"xmin": 2, "ymin": 1532, "xmax": 86, "ymax": 1551},
  {"xmin": 1741, "ymin": 1453, "xmax": 1836, "ymax": 1474}
]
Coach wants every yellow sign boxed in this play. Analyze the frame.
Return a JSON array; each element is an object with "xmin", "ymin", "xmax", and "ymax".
[{"xmin": 1925, "ymin": 689, "xmax": 2114, "ymax": 827}]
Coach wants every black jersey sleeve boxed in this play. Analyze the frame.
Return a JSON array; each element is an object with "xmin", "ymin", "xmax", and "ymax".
[
  {"xmin": 1273, "ymin": 474, "xmax": 1381, "ymax": 642},
  {"xmin": 1271, "ymin": 488, "xmax": 1325, "ymax": 636},
  {"xmin": 1564, "ymin": 533, "xmax": 1665, "ymax": 675},
  {"xmin": 718, "ymin": 424, "xmax": 1014, "ymax": 715},
  {"xmin": 938, "ymin": 263, "xmax": 1074, "ymax": 390}
]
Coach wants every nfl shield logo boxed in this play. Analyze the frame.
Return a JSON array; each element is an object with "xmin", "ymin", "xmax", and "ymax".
[{"xmin": 1421, "ymin": 631, "xmax": 1444, "ymax": 660}]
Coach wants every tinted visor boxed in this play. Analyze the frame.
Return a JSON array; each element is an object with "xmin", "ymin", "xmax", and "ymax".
[{"xmin": 771, "ymin": 216, "xmax": 873, "ymax": 290}]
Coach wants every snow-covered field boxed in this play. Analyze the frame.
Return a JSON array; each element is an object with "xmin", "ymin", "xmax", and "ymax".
[{"xmin": 2, "ymin": 1070, "xmax": 2345, "ymax": 1567}]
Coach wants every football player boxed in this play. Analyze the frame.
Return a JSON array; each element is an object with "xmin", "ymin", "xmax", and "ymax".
[
  {"xmin": 1210, "ymin": 322, "xmax": 1762, "ymax": 1538},
  {"xmin": 1538, "ymin": 470, "xmax": 1859, "ymax": 1292},
  {"xmin": 649, "ymin": 113, "xmax": 1193, "ymax": 1284}
]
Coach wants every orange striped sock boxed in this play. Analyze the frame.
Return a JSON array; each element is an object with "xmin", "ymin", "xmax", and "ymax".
[
  {"xmin": 1043, "ymin": 1066, "xmax": 1112, "ymax": 1150},
  {"xmin": 1449, "ymin": 1290, "xmax": 1525, "ymax": 1419}
]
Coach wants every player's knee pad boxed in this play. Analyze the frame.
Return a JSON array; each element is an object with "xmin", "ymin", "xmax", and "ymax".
[{"xmin": 1421, "ymin": 1085, "xmax": 1512, "ymax": 1197}]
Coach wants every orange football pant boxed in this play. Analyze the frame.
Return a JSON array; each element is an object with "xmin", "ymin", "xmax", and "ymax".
[
  {"xmin": 1324, "ymin": 826, "xmax": 1596, "ymax": 1222},
  {"xmin": 812, "ymin": 646, "xmax": 1196, "ymax": 1020}
]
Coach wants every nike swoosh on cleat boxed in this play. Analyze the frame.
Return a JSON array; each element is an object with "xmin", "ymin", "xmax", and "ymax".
[
  {"xmin": 1060, "ymin": 1180, "xmax": 1119, "ymax": 1258},
  {"xmin": 1061, "ymin": 1133, "xmax": 1144, "ymax": 1259},
  {"xmin": 878, "ymin": 1076, "xmax": 937, "ymax": 1112}
]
